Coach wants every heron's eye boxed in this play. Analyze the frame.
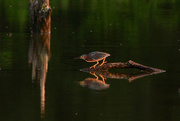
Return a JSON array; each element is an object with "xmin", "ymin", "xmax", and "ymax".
[{"xmin": 80, "ymin": 55, "xmax": 84, "ymax": 58}]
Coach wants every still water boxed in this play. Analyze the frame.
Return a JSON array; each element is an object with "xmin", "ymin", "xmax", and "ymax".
[{"xmin": 0, "ymin": 0, "xmax": 180, "ymax": 121}]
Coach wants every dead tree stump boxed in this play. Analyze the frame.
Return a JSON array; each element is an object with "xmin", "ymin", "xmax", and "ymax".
[{"xmin": 29, "ymin": 0, "xmax": 52, "ymax": 33}]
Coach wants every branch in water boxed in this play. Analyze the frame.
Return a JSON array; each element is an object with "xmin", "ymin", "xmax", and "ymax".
[{"xmin": 80, "ymin": 60, "xmax": 165, "ymax": 73}]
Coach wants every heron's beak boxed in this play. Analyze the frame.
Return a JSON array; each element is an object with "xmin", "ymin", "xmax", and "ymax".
[
  {"xmin": 77, "ymin": 81, "xmax": 85, "ymax": 86},
  {"xmin": 74, "ymin": 56, "xmax": 81, "ymax": 59}
]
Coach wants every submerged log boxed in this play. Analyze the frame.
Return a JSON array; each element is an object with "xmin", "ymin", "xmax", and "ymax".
[
  {"xmin": 80, "ymin": 60, "xmax": 165, "ymax": 73},
  {"xmin": 29, "ymin": 0, "xmax": 52, "ymax": 33}
]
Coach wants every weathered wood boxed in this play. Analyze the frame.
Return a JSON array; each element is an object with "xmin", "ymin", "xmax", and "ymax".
[
  {"xmin": 29, "ymin": 0, "xmax": 52, "ymax": 33},
  {"xmin": 80, "ymin": 60, "xmax": 165, "ymax": 73}
]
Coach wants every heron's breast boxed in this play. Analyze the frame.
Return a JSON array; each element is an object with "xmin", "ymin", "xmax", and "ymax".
[{"xmin": 85, "ymin": 56, "xmax": 103, "ymax": 62}]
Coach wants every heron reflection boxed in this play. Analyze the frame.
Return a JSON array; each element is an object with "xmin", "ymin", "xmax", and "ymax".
[
  {"xmin": 78, "ymin": 77, "xmax": 110, "ymax": 90},
  {"xmin": 28, "ymin": 33, "xmax": 50, "ymax": 118}
]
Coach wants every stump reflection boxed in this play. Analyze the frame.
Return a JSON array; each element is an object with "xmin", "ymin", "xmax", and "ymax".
[{"xmin": 28, "ymin": 33, "xmax": 50, "ymax": 118}]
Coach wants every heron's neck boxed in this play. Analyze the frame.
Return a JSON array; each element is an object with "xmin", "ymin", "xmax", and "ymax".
[{"xmin": 83, "ymin": 55, "xmax": 88, "ymax": 59}]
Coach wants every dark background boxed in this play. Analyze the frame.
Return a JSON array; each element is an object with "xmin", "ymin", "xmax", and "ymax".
[{"xmin": 0, "ymin": 0, "xmax": 180, "ymax": 121}]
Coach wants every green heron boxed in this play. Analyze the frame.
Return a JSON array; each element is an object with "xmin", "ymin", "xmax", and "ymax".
[{"xmin": 75, "ymin": 51, "xmax": 110, "ymax": 68}]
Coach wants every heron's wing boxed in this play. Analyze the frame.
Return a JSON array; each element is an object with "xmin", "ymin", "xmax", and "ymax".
[{"xmin": 89, "ymin": 51, "xmax": 110, "ymax": 60}]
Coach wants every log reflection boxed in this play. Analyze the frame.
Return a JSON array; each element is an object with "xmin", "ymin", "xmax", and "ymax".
[
  {"xmin": 90, "ymin": 70, "xmax": 162, "ymax": 82},
  {"xmin": 78, "ymin": 69, "xmax": 164, "ymax": 90},
  {"xmin": 28, "ymin": 33, "xmax": 50, "ymax": 118}
]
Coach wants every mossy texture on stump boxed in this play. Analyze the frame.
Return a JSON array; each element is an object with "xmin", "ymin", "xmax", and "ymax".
[{"xmin": 29, "ymin": 0, "xmax": 52, "ymax": 33}]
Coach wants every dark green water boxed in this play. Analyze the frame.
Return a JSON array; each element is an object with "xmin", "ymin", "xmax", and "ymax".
[{"xmin": 0, "ymin": 0, "xmax": 180, "ymax": 121}]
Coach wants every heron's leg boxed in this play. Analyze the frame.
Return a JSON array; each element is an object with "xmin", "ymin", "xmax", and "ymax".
[
  {"xmin": 90, "ymin": 61, "xmax": 99, "ymax": 69},
  {"xmin": 99, "ymin": 58, "xmax": 107, "ymax": 66},
  {"xmin": 99, "ymin": 74, "xmax": 106, "ymax": 83},
  {"xmin": 90, "ymin": 72, "xmax": 99, "ymax": 80}
]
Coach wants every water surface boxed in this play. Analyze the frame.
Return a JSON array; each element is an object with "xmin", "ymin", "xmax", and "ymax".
[{"xmin": 0, "ymin": 0, "xmax": 180, "ymax": 121}]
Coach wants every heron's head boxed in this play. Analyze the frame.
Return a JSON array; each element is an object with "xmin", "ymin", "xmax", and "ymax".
[
  {"xmin": 80, "ymin": 54, "xmax": 87, "ymax": 60},
  {"xmin": 74, "ymin": 54, "xmax": 87, "ymax": 60}
]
